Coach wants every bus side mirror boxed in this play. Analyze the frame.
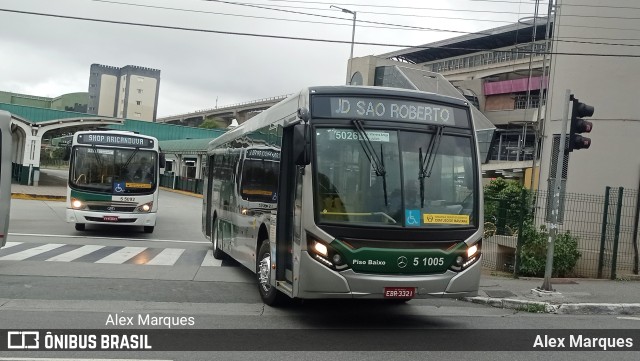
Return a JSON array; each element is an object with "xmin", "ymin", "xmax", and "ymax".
[
  {"xmin": 292, "ymin": 123, "xmax": 311, "ymax": 166},
  {"xmin": 62, "ymin": 146, "xmax": 71, "ymax": 161},
  {"xmin": 159, "ymin": 153, "xmax": 166, "ymax": 168}
]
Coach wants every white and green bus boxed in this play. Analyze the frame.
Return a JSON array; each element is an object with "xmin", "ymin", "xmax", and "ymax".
[
  {"xmin": 0, "ymin": 111, "xmax": 12, "ymax": 247},
  {"xmin": 203, "ymin": 86, "xmax": 483, "ymax": 305},
  {"xmin": 65, "ymin": 130, "xmax": 164, "ymax": 233}
]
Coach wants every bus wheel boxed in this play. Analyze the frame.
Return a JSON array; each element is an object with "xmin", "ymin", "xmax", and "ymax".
[
  {"xmin": 212, "ymin": 218, "xmax": 225, "ymax": 260},
  {"xmin": 257, "ymin": 239, "xmax": 286, "ymax": 306},
  {"xmin": 144, "ymin": 226, "xmax": 154, "ymax": 233},
  {"xmin": 75, "ymin": 223, "xmax": 85, "ymax": 231}
]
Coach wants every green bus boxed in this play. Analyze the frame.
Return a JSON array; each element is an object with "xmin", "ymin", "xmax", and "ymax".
[{"xmin": 202, "ymin": 86, "xmax": 483, "ymax": 305}]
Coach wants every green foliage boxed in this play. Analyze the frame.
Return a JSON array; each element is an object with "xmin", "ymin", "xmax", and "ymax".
[
  {"xmin": 483, "ymin": 178, "xmax": 533, "ymax": 235},
  {"xmin": 199, "ymin": 117, "xmax": 226, "ymax": 129},
  {"xmin": 518, "ymin": 222, "xmax": 581, "ymax": 277}
]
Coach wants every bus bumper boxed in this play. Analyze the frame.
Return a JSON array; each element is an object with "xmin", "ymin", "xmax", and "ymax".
[
  {"xmin": 66, "ymin": 209, "xmax": 157, "ymax": 227},
  {"xmin": 296, "ymin": 252, "xmax": 481, "ymax": 299}
]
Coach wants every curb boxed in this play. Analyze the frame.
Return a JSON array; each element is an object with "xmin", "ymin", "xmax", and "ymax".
[
  {"xmin": 463, "ymin": 296, "xmax": 640, "ymax": 315},
  {"xmin": 11, "ymin": 193, "xmax": 66, "ymax": 202}
]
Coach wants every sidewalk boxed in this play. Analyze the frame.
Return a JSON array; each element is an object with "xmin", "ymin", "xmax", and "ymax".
[
  {"xmin": 11, "ymin": 170, "xmax": 67, "ymax": 201},
  {"xmin": 466, "ymin": 271, "xmax": 640, "ymax": 315}
]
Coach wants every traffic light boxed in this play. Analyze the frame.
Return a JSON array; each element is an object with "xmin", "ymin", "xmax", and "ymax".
[{"xmin": 568, "ymin": 96, "xmax": 594, "ymax": 152}]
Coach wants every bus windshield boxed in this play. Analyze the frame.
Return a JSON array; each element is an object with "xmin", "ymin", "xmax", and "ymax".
[
  {"xmin": 69, "ymin": 146, "xmax": 157, "ymax": 194},
  {"xmin": 314, "ymin": 127, "xmax": 476, "ymax": 228}
]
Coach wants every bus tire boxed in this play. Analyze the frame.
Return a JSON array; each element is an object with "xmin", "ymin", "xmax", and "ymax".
[
  {"xmin": 75, "ymin": 223, "xmax": 85, "ymax": 231},
  {"xmin": 144, "ymin": 226, "xmax": 154, "ymax": 233},
  {"xmin": 212, "ymin": 218, "xmax": 225, "ymax": 260},
  {"xmin": 256, "ymin": 239, "xmax": 286, "ymax": 306}
]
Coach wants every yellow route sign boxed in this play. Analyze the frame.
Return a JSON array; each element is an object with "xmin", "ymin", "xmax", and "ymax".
[
  {"xmin": 423, "ymin": 213, "xmax": 470, "ymax": 225},
  {"xmin": 125, "ymin": 182, "xmax": 152, "ymax": 189}
]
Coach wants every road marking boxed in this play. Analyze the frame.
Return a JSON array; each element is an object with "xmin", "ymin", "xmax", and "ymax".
[
  {"xmin": 145, "ymin": 248, "xmax": 185, "ymax": 266},
  {"xmin": 95, "ymin": 246, "xmax": 147, "ymax": 264},
  {"xmin": 1, "ymin": 241, "xmax": 22, "ymax": 249},
  {"xmin": 8, "ymin": 233, "xmax": 208, "ymax": 244},
  {"xmin": 0, "ymin": 243, "xmax": 66, "ymax": 261},
  {"xmin": 46, "ymin": 245, "xmax": 105, "ymax": 262},
  {"xmin": 617, "ymin": 316, "xmax": 640, "ymax": 321},
  {"xmin": 201, "ymin": 250, "xmax": 223, "ymax": 267}
]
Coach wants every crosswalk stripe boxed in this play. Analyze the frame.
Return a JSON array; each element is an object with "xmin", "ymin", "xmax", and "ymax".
[
  {"xmin": 145, "ymin": 248, "xmax": 185, "ymax": 266},
  {"xmin": 201, "ymin": 250, "xmax": 222, "ymax": 267},
  {"xmin": 0, "ymin": 243, "xmax": 66, "ymax": 261},
  {"xmin": 95, "ymin": 246, "xmax": 147, "ymax": 264},
  {"xmin": 1, "ymin": 241, "xmax": 22, "ymax": 249},
  {"xmin": 46, "ymin": 245, "xmax": 106, "ymax": 262}
]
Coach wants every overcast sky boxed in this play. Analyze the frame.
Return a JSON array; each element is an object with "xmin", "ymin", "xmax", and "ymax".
[{"xmin": 0, "ymin": 0, "xmax": 545, "ymax": 117}]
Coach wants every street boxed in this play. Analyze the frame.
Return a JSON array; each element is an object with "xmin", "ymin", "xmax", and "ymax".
[{"xmin": 1, "ymin": 191, "xmax": 639, "ymax": 360}]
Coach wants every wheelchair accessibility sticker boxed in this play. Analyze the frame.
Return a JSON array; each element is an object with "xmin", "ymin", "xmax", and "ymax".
[
  {"xmin": 405, "ymin": 209, "xmax": 421, "ymax": 227},
  {"xmin": 113, "ymin": 181, "xmax": 125, "ymax": 193},
  {"xmin": 423, "ymin": 213, "xmax": 470, "ymax": 225}
]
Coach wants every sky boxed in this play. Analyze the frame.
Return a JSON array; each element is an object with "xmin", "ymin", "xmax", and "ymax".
[{"xmin": 0, "ymin": 0, "xmax": 547, "ymax": 117}]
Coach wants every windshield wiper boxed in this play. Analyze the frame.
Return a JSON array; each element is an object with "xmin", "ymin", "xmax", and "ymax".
[
  {"xmin": 419, "ymin": 125, "xmax": 444, "ymax": 208},
  {"xmin": 352, "ymin": 119, "xmax": 388, "ymax": 206},
  {"xmin": 91, "ymin": 145, "xmax": 104, "ymax": 173}
]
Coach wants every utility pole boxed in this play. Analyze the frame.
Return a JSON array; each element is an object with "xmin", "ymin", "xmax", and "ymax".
[
  {"xmin": 540, "ymin": 89, "xmax": 571, "ymax": 291},
  {"xmin": 331, "ymin": 5, "xmax": 356, "ymax": 84}
]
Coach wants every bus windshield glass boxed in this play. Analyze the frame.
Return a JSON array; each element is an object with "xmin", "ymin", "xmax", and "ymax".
[
  {"xmin": 314, "ymin": 127, "xmax": 476, "ymax": 228},
  {"xmin": 69, "ymin": 146, "xmax": 157, "ymax": 194}
]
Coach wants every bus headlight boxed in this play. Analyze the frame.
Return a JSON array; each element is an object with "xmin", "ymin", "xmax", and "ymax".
[
  {"xmin": 307, "ymin": 233, "xmax": 348, "ymax": 271},
  {"xmin": 71, "ymin": 198, "xmax": 85, "ymax": 210},
  {"xmin": 449, "ymin": 240, "xmax": 481, "ymax": 272},
  {"xmin": 136, "ymin": 201, "xmax": 153, "ymax": 212}
]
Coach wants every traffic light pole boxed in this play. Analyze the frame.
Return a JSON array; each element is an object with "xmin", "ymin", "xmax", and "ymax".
[{"xmin": 541, "ymin": 89, "xmax": 572, "ymax": 292}]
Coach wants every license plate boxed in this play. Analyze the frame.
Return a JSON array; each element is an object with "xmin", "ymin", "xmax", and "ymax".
[
  {"xmin": 103, "ymin": 216, "xmax": 119, "ymax": 222},
  {"xmin": 384, "ymin": 287, "xmax": 415, "ymax": 298}
]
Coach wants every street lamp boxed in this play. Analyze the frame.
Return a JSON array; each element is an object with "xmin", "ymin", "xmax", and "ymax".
[{"xmin": 331, "ymin": 5, "xmax": 356, "ymax": 85}]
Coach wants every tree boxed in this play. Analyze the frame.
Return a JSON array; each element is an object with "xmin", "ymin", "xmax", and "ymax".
[
  {"xmin": 199, "ymin": 117, "xmax": 226, "ymax": 129},
  {"xmin": 484, "ymin": 178, "xmax": 533, "ymax": 235}
]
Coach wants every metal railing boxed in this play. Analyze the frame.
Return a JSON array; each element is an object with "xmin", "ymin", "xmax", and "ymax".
[
  {"xmin": 483, "ymin": 187, "xmax": 640, "ymax": 279},
  {"xmin": 157, "ymin": 94, "xmax": 291, "ymax": 121}
]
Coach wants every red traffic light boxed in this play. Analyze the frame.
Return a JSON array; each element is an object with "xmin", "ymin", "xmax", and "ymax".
[
  {"xmin": 568, "ymin": 97, "xmax": 594, "ymax": 152},
  {"xmin": 571, "ymin": 134, "xmax": 591, "ymax": 150}
]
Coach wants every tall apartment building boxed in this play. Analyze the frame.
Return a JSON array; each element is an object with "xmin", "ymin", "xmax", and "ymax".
[{"xmin": 87, "ymin": 64, "xmax": 161, "ymax": 122}]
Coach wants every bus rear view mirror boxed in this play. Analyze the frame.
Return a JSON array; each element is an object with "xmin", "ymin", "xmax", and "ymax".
[
  {"xmin": 159, "ymin": 152, "xmax": 166, "ymax": 168},
  {"xmin": 62, "ymin": 146, "xmax": 71, "ymax": 161},
  {"xmin": 293, "ymin": 123, "xmax": 311, "ymax": 166}
]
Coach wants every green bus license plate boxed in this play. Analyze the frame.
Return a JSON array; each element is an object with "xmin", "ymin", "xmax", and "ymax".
[{"xmin": 384, "ymin": 287, "xmax": 415, "ymax": 298}]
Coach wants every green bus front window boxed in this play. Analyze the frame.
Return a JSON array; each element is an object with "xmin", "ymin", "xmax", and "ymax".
[{"xmin": 313, "ymin": 127, "xmax": 476, "ymax": 228}]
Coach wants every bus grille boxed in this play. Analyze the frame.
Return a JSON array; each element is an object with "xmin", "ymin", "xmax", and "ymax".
[{"xmin": 87, "ymin": 205, "xmax": 137, "ymax": 212}]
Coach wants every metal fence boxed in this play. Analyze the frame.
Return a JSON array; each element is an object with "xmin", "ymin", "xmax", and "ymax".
[
  {"xmin": 483, "ymin": 187, "xmax": 640, "ymax": 279},
  {"xmin": 159, "ymin": 174, "xmax": 203, "ymax": 194}
]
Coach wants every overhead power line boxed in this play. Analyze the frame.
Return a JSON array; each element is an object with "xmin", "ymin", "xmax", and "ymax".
[
  {"xmin": 206, "ymin": 0, "xmax": 542, "ymax": 16},
  {"xmin": 95, "ymin": 0, "xmax": 640, "ymax": 44},
  {"xmin": 3, "ymin": 8, "xmax": 640, "ymax": 58}
]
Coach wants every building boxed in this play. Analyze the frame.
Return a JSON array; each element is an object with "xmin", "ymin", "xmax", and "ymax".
[
  {"xmin": 87, "ymin": 64, "xmax": 161, "ymax": 122},
  {"xmin": 346, "ymin": 0, "xmax": 640, "ymax": 277},
  {"xmin": 0, "ymin": 91, "xmax": 88, "ymax": 113}
]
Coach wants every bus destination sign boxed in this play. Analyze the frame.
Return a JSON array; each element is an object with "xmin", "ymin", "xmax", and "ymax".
[
  {"xmin": 77, "ymin": 133, "xmax": 154, "ymax": 148},
  {"xmin": 312, "ymin": 96, "xmax": 469, "ymax": 127}
]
